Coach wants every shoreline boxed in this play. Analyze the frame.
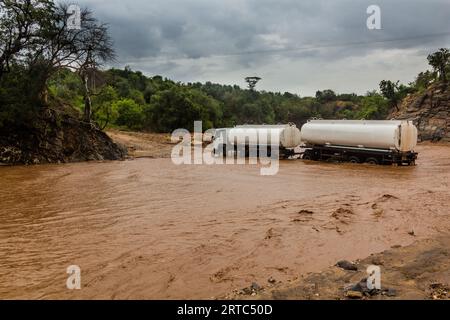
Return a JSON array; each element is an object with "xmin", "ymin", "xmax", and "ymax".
[
  {"xmin": 1, "ymin": 129, "xmax": 449, "ymax": 167},
  {"xmin": 227, "ymin": 235, "xmax": 450, "ymax": 300}
]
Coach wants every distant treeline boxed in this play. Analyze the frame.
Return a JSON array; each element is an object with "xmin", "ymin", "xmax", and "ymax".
[
  {"xmin": 1, "ymin": 1, "xmax": 449, "ymax": 134},
  {"xmin": 46, "ymin": 59, "xmax": 443, "ymax": 132}
]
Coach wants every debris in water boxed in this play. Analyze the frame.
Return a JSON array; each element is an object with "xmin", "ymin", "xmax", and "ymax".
[
  {"xmin": 299, "ymin": 209, "xmax": 314, "ymax": 215},
  {"xmin": 336, "ymin": 260, "xmax": 358, "ymax": 271}
]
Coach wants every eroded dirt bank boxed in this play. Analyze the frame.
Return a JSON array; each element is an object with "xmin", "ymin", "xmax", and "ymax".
[
  {"xmin": 0, "ymin": 134, "xmax": 449, "ymax": 299},
  {"xmin": 0, "ymin": 107, "xmax": 127, "ymax": 165}
]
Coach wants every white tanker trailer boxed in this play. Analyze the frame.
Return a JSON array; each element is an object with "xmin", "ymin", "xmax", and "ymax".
[
  {"xmin": 300, "ymin": 120, "xmax": 418, "ymax": 165},
  {"xmin": 213, "ymin": 124, "xmax": 302, "ymax": 158}
]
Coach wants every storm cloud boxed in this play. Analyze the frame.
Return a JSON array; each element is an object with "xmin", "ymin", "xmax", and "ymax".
[{"xmin": 75, "ymin": 0, "xmax": 450, "ymax": 95}]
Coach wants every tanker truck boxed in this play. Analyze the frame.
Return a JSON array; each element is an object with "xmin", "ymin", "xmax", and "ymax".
[
  {"xmin": 300, "ymin": 120, "xmax": 418, "ymax": 165},
  {"xmin": 212, "ymin": 124, "xmax": 302, "ymax": 159}
]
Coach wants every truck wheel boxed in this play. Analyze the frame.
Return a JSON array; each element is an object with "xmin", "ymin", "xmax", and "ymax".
[
  {"xmin": 282, "ymin": 149, "xmax": 294, "ymax": 160},
  {"xmin": 349, "ymin": 156, "xmax": 360, "ymax": 164},
  {"xmin": 365, "ymin": 158, "xmax": 379, "ymax": 165}
]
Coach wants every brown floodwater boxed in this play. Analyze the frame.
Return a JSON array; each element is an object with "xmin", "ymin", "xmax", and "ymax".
[{"xmin": 0, "ymin": 144, "xmax": 449, "ymax": 299}]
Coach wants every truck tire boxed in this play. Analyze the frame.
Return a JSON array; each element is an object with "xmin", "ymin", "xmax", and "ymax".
[
  {"xmin": 302, "ymin": 150, "xmax": 314, "ymax": 160},
  {"xmin": 365, "ymin": 157, "xmax": 379, "ymax": 165},
  {"xmin": 349, "ymin": 156, "xmax": 360, "ymax": 164},
  {"xmin": 282, "ymin": 149, "xmax": 295, "ymax": 159}
]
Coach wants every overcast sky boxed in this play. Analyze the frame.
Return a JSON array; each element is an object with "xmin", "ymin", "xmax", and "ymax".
[{"xmin": 75, "ymin": 0, "xmax": 450, "ymax": 96}]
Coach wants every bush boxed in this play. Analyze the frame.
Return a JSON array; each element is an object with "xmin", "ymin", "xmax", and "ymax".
[{"xmin": 113, "ymin": 99, "xmax": 144, "ymax": 130}]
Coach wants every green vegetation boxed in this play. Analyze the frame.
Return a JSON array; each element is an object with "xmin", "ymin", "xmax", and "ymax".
[
  {"xmin": 427, "ymin": 48, "xmax": 450, "ymax": 82},
  {"xmin": 2, "ymin": 2, "xmax": 450, "ymax": 135},
  {"xmin": 45, "ymin": 67, "xmax": 393, "ymax": 132},
  {"xmin": 42, "ymin": 48, "xmax": 450, "ymax": 133},
  {"xmin": 0, "ymin": 0, "xmax": 114, "ymax": 130},
  {"xmin": 378, "ymin": 80, "xmax": 414, "ymax": 111}
]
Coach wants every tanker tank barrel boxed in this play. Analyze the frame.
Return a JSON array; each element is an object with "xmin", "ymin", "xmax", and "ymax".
[
  {"xmin": 299, "ymin": 120, "xmax": 418, "ymax": 166},
  {"xmin": 211, "ymin": 120, "xmax": 418, "ymax": 166}
]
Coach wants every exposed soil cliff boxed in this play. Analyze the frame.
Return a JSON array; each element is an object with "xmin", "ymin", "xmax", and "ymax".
[
  {"xmin": 0, "ymin": 104, "xmax": 127, "ymax": 165},
  {"xmin": 390, "ymin": 82, "xmax": 450, "ymax": 142}
]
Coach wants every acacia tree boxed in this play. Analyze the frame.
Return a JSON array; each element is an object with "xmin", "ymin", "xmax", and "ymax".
[
  {"xmin": 427, "ymin": 48, "xmax": 450, "ymax": 82},
  {"xmin": 28, "ymin": 3, "xmax": 115, "ymax": 116},
  {"xmin": 1, "ymin": 1, "xmax": 115, "ymax": 123},
  {"xmin": 379, "ymin": 80, "xmax": 401, "ymax": 111},
  {"xmin": 245, "ymin": 76, "xmax": 261, "ymax": 91},
  {"xmin": 71, "ymin": 11, "xmax": 115, "ymax": 122},
  {"xmin": 0, "ymin": 0, "xmax": 54, "ymax": 81}
]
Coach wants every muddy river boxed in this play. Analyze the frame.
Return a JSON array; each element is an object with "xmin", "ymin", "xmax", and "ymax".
[{"xmin": 0, "ymin": 144, "xmax": 449, "ymax": 299}]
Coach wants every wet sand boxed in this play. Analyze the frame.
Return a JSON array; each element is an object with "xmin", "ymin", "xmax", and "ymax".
[
  {"xmin": 0, "ymin": 134, "xmax": 449, "ymax": 299},
  {"xmin": 106, "ymin": 130, "xmax": 174, "ymax": 159}
]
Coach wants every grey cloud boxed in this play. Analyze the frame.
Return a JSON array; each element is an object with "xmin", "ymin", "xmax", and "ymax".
[{"xmin": 73, "ymin": 0, "xmax": 450, "ymax": 95}]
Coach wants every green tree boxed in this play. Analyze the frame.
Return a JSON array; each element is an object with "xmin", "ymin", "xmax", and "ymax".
[
  {"xmin": 92, "ymin": 85, "xmax": 119, "ymax": 129},
  {"xmin": 315, "ymin": 90, "xmax": 337, "ymax": 103},
  {"xmin": 358, "ymin": 93, "xmax": 389, "ymax": 120},
  {"xmin": 146, "ymin": 87, "xmax": 220, "ymax": 132},
  {"xmin": 412, "ymin": 71, "xmax": 435, "ymax": 91},
  {"xmin": 48, "ymin": 69, "xmax": 83, "ymax": 106},
  {"xmin": 379, "ymin": 80, "xmax": 402, "ymax": 111},
  {"xmin": 427, "ymin": 48, "xmax": 450, "ymax": 82},
  {"xmin": 113, "ymin": 98, "xmax": 144, "ymax": 130},
  {"xmin": 0, "ymin": 0, "xmax": 55, "ymax": 81},
  {"xmin": 128, "ymin": 89, "xmax": 146, "ymax": 105}
]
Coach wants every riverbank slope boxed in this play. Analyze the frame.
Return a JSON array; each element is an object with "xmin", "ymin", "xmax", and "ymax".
[{"xmin": 0, "ymin": 104, "xmax": 127, "ymax": 165}]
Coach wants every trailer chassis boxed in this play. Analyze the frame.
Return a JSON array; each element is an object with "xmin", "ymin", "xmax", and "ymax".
[
  {"xmin": 302, "ymin": 145, "xmax": 418, "ymax": 166},
  {"xmin": 214, "ymin": 144, "xmax": 297, "ymax": 159}
]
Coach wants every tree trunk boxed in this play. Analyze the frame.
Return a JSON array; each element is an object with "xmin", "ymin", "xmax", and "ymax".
[
  {"xmin": 39, "ymin": 88, "xmax": 49, "ymax": 105},
  {"xmin": 82, "ymin": 74, "xmax": 92, "ymax": 122},
  {"xmin": 84, "ymin": 95, "xmax": 92, "ymax": 123},
  {"xmin": 100, "ymin": 111, "xmax": 110, "ymax": 130}
]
